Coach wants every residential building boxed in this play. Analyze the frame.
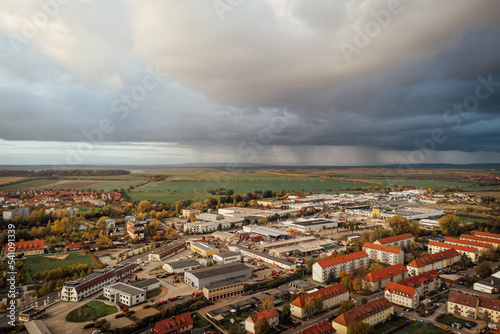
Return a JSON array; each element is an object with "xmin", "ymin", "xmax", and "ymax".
[
  {"xmin": 444, "ymin": 237, "xmax": 492, "ymax": 253},
  {"xmin": 213, "ymin": 251, "xmax": 241, "ymax": 264},
  {"xmin": 229, "ymin": 245, "xmax": 297, "ymax": 270},
  {"xmin": 190, "ymin": 242, "xmax": 219, "ymax": 258},
  {"xmin": 183, "ymin": 262, "xmax": 252, "ymax": 289},
  {"xmin": 132, "ymin": 278, "xmax": 160, "ymax": 291},
  {"xmin": 182, "ymin": 208, "xmax": 201, "ymax": 218},
  {"xmin": 384, "ymin": 281, "xmax": 419, "ymax": 309},
  {"xmin": 332, "ymin": 297, "xmax": 394, "ymax": 334},
  {"xmin": 399, "ymin": 270, "xmax": 441, "ymax": 296},
  {"xmin": 163, "ymin": 259, "xmax": 200, "ymax": 274},
  {"xmin": 245, "ymin": 307, "xmax": 279, "ymax": 334},
  {"xmin": 152, "ymin": 312, "xmax": 193, "ymax": 334},
  {"xmin": 148, "ymin": 242, "xmax": 186, "ymax": 262},
  {"xmin": 312, "ymin": 251, "xmax": 370, "ymax": 283},
  {"xmin": 374, "ymin": 233, "xmax": 415, "ymax": 249},
  {"xmin": 474, "ymin": 231, "xmax": 500, "ymax": 240},
  {"xmin": 406, "ymin": 249, "xmax": 461, "ymax": 276},
  {"xmin": 428, "ymin": 240, "xmax": 479, "ymax": 262},
  {"xmin": 290, "ymin": 283, "xmax": 349, "ymax": 319},
  {"xmin": 104, "ymin": 282, "xmax": 145, "ymax": 306},
  {"xmin": 447, "ymin": 290, "xmax": 500, "ymax": 323},
  {"xmin": 127, "ymin": 225, "xmax": 145, "ymax": 240},
  {"xmin": 461, "ymin": 234, "xmax": 500, "ymax": 248},
  {"xmin": 104, "ymin": 218, "xmax": 116, "ymax": 230},
  {"xmin": 3, "ymin": 207, "xmax": 29, "ymax": 220},
  {"xmin": 298, "ymin": 320, "xmax": 336, "ymax": 334},
  {"xmin": 203, "ymin": 279, "xmax": 245, "ymax": 301},
  {"xmin": 362, "ymin": 242, "xmax": 404, "ymax": 265},
  {"xmin": 6, "ymin": 239, "xmax": 45, "ymax": 256},
  {"xmin": 61, "ymin": 262, "xmax": 138, "ymax": 302},
  {"xmin": 65, "ymin": 243, "xmax": 82, "ymax": 251},
  {"xmin": 362, "ymin": 263, "xmax": 409, "ymax": 292}
]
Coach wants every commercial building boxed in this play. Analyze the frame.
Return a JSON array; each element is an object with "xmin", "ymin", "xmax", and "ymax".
[
  {"xmin": 243, "ymin": 225, "xmax": 291, "ymax": 240},
  {"xmin": 332, "ymin": 297, "xmax": 394, "ymax": 334},
  {"xmin": 362, "ymin": 242, "xmax": 404, "ymax": 265},
  {"xmin": 473, "ymin": 271, "xmax": 500, "ymax": 294},
  {"xmin": 203, "ymin": 279, "xmax": 245, "ymax": 301},
  {"xmin": 25, "ymin": 320, "xmax": 52, "ymax": 334},
  {"xmin": 163, "ymin": 259, "xmax": 200, "ymax": 274},
  {"xmin": 149, "ymin": 242, "xmax": 186, "ymax": 262},
  {"xmin": 398, "ymin": 270, "xmax": 441, "ymax": 296},
  {"xmin": 211, "ymin": 231, "xmax": 239, "ymax": 242},
  {"xmin": 297, "ymin": 320, "xmax": 336, "ymax": 334},
  {"xmin": 133, "ymin": 278, "xmax": 160, "ymax": 291},
  {"xmin": 213, "ymin": 251, "xmax": 241, "ymax": 264},
  {"xmin": 229, "ymin": 245, "xmax": 297, "ymax": 270},
  {"xmin": 257, "ymin": 236, "xmax": 317, "ymax": 252},
  {"xmin": 183, "ymin": 217, "xmax": 243, "ymax": 233},
  {"xmin": 379, "ymin": 207, "xmax": 444, "ymax": 221},
  {"xmin": 61, "ymin": 262, "xmax": 138, "ymax": 302},
  {"xmin": 3, "ymin": 207, "xmax": 29, "ymax": 220},
  {"xmin": 152, "ymin": 312, "xmax": 193, "ymax": 334},
  {"xmin": 6, "ymin": 239, "xmax": 45, "ymax": 256},
  {"xmin": 444, "ymin": 237, "xmax": 492, "ymax": 253},
  {"xmin": 184, "ymin": 262, "xmax": 252, "ymax": 289},
  {"xmin": 281, "ymin": 218, "xmax": 338, "ymax": 233},
  {"xmin": 312, "ymin": 251, "xmax": 370, "ymax": 283},
  {"xmin": 190, "ymin": 242, "xmax": 219, "ymax": 258},
  {"xmin": 447, "ymin": 290, "xmax": 500, "ymax": 323},
  {"xmin": 461, "ymin": 234, "xmax": 500, "ymax": 248},
  {"xmin": 269, "ymin": 239, "xmax": 335, "ymax": 258},
  {"xmin": 407, "ymin": 249, "xmax": 461, "ymax": 276},
  {"xmin": 245, "ymin": 307, "xmax": 279, "ymax": 334},
  {"xmin": 384, "ymin": 281, "xmax": 419, "ymax": 309},
  {"xmin": 362, "ymin": 264, "xmax": 408, "ymax": 292},
  {"xmin": 374, "ymin": 233, "xmax": 415, "ymax": 249},
  {"xmin": 290, "ymin": 283, "xmax": 349, "ymax": 319},
  {"xmin": 182, "ymin": 208, "xmax": 201, "ymax": 218},
  {"xmin": 104, "ymin": 282, "xmax": 145, "ymax": 306},
  {"xmin": 428, "ymin": 241, "xmax": 479, "ymax": 262}
]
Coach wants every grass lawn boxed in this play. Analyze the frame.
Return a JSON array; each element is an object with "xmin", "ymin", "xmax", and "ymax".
[
  {"xmin": 375, "ymin": 317, "xmax": 408, "ymax": 334},
  {"xmin": 458, "ymin": 216, "xmax": 489, "ymax": 223},
  {"xmin": 192, "ymin": 312, "xmax": 210, "ymax": 328},
  {"xmin": 394, "ymin": 322, "xmax": 449, "ymax": 334},
  {"xmin": 436, "ymin": 314, "xmax": 470, "ymax": 326},
  {"xmin": 146, "ymin": 288, "xmax": 162, "ymax": 299},
  {"xmin": 65, "ymin": 301, "xmax": 118, "ymax": 322},
  {"xmin": 23, "ymin": 251, "xmax": 96, "ymax": 284}
]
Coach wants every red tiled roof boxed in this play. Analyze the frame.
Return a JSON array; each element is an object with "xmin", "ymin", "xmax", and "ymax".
[
  {"xmin": 299, "ymin": 320, "xmax": 336, "ymax": 334},
  {"xmin": 376, "ymin": 233, "xmax": 414, "ymax": 245},
  {"xmin": 363, "ymin": 242, "xmax": 402, "ymax": 254},
  {"xmin": 291, "ymin": 283, "xmax": 349, "ymax": 308},
  {"xmin": 363, "ymin": 264, "xmax": 407, "ymax": 283},
  {"xmin": 65, "ymin": 243, "xmax": 82, "ymax": 249},
  {"xmin": 7, "ymin": 239, "xmax": 45, "ymax": 253},
  {"xmin": 399, "ymin": 270, "xmax": 439, "ymax": 287},
  {"xmin": 461, "ymin": 234, "xmax": 500, "ymax": 245},
  {"xmin": 428, "ymin": 241, "xmax": 477, "ymax": 254},
  {"xmin": 474, "ymin": 231, "xmax": 500, "ymax": 240},
  {"xmin": 385, "ymin": 281, "xmax": 416, "ymax": 299},
  {"xmin": 246, "ymin": 307, "xmax": 279, "ymax": 324},
  {"xmin": 153, "ymin": 312, "xmax": 193, "ymax": 334},
  {"xmin": 316, "ymin": 251, "xmax": 368, "ymax": 269},
  {"xmin": 333, "ymin": 297, "xmax": 393, "ymax": 327},
  {"xmin": 407, "ymin": 249, "xmax": 460, "ymax": 268},
  {"xmin": 445, "ymin": 237, "xmax": 492, "ymax": 249},
  {"xmin": 448, "ymin": 290, "xmax": 479, "ymax": 308}
]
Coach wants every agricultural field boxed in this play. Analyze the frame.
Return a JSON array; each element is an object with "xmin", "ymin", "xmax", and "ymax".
[
  {"xmin": 359, "ymin": 178, "xmax": 486, "ymax": 189},
  {"xmin": 23, "ymin": 251, "xmax": 96, "ymax": 284},
  {"xmin": 0, "ymin": 178, "xmax": 58, "ymax": 190},
  {"xmin": 0, "ymin": 177, "xmax": 26, "ymax": 186}
]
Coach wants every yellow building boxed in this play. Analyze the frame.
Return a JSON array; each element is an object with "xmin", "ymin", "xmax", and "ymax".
[
  {"xmin": 203, "ymin": 280, "xmax": 244, "ymax": 301},
  {"xmin": 447, "ymin": 290, "xmax": 500, "ymax": 323},
  {"xmin": 190, "ymin": 242, "xmax": 219, "ymax": 258},
  {"xmin": 332, "ymin": 297, "xmax": 394, "ymax": 334}
]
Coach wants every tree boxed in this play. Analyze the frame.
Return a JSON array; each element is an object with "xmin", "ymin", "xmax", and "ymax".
[
  {"xmin": 388, "ymin": 216, "xmax": 410, "ymax": 235},
  {"xmin": 280, "ymin": 304, "xmax": 291, "ymax": 324},
  {"xmin": 339, "ymin": 300, "xmax": 355, "ymax": 314},
  {"xmin": 313, "ymin": 295, "xmax": 323, "ymax": 313},
  {"xmin": 341, "ymin": 276, "xmax": 354, "ymax": 292},
  {"xmin": 348, "ymin": 322, "xmax": 374, "ymax": 334},
  {"xmin": 38, "ymin": 285, "xmax": 48, "ymax": 297},
  {"xmin": 137, "ymin": 200, "xmax": 151, "ymax": 213},
  {"xmin": 261, "ymin": 295, "xmax": 274, "ymax": 310},
  {"xmin": 476, "ymin": 261, "xmax": 493, "ymax": 278},
  {"xmin": 254, "ymin": 316, "xmax": 271, "ymax": 334},
  {"xmin": 0, "ymin": 302, "xmax": 6, "ymax": 311},
  {"xmin": 361, "ymin": 298, "xmax": 368, "ymax": 305},
  {"xmin": 304, "ymin": 297, "xmax": 316, "ymax": 319},
  {"xmin": 461, "ymin": 253, "xmax": 473, "ymax": 268},
  {"xmin": 438, "ymin": 214, "xmax": 461, "ymax": 236},
  {"xmin": 235, "ymin": 304, "xmax": 241, "ymax": 317},
  {"xmin": 368, "ymin": 262, "xmax": 383, "ymax": 272}
]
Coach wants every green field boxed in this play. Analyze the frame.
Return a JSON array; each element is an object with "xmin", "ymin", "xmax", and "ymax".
[
  {"xmin": 436, "ymin": 314, "xmax": 469, "ymax": 326},
  {"xmin": 374, "ymin": 317, "xmax": 407, "ymax": 334},
  {"xmin": 459, "ymin": 216, "xmax": 489, "ymax": 223},
  {"xmin": 361, "ymin": 178, "xmax": 485, "ymax": 189},
  {"xmin": 0, "ymin": 179, "xmax": 57, "ymax": 190},
  {"xmin": 65, "ymin": 301, "xmax": 118, "ymax": 322},
  {"xmin": 23, "ymin": 251, "xmax": 96, "ymax": 284},
  {"xmin": 93, "ymin": 180, "xmax": 147, "ymax": 191},
  {"xmin": 394, "ymin": 322, "xmax": 449, "ymax": 334}
]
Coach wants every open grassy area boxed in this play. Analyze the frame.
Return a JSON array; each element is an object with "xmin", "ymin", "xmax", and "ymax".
[
  {"xmin": 146, "ymin": 288, "xmax": 162, "ymax": 299},
  {"xmin": 436, "ymin": 314, "xmax": 470, "ymax": 326},
  {"xmin": 459, "ymin": 216, "xmax": 489, "ymax": 223},
  {"xmin": 394, "ymin": 322, "xmax": 449, "ymax": 334},
  {"xmin": 23, "ymin": 251, "xmax": 95, "ymax": 284},
  {"xmin": 65, "ymin": 301, "xmax": 117, "ymax": 322},
  {"xmin": 374, "ymin": 317, "xmax": 408, "ymax": 334},
  {"xmin": 192, "ymin": 312, "xmax": 210, "ymax": 328}
]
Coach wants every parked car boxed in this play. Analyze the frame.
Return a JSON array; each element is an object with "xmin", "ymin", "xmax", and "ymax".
[
  {"xmin": 443, "ymin": 326, "xmax": 450, "ymax": 331},
  {"xmin": 399, "ymin": 313, "xmax": 404, "ymax": 317},
  {"xmin": 427, "ymin": 322, "xmax": 433, "ymax": 326},
  {"xmin": 418, "ymin": 320, "xmax": 424, "ymax": 323}
]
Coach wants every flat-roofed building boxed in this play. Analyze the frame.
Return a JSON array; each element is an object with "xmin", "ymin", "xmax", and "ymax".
[
  {"xmin": 473, "ymin": 271, "xmax": 500, "ymax": 294},
  {"xmin": 104, "ymin": 282, "xmax": 145, "ymax": 306},
  {"xmin": 332, "ymin": 297, "xmax": 394, "ymax": 334},
  {"xmin": 374, "ymin": 233, "xmax": 415, "ymax": 249},
  {"xmin": 362, "ymin": 263, "xmax": 408, "ymax": 292},
  {"xmin": 257, "ymin": 236, "xmax": 317, "ymax": 252},
  {"xmin": 25, "ymin": 320, "xmax": 52, "ymax": 334},
  {"xmin": 148, "ymin": 242, "xmax": 186, "ymax": 262},
  {"xmin": 203, "ymin": 279, "xmax": 244, "ymax": 301},
  {"xmin": 428, "ymin": 240, "xmax": 479, "ymax": 262},
  {"xmin": 270, "ymin": 239, "xmax": 335, "ymax": 258},
  {"xmin": 190, "ymin": 242, "xmax": 219, "ymax": 258},
  {"xmin": 384, "ymin": 281, "xmax": 419, "ymax": 309},
  {"xmin": 290, "ymin": 283, "xmax": 349, "ymax": 319},
  {"xmin": 182, "ymin": 209, "xmax": 201, "ymax": 218},
  {"xmin": 213, "ymin": 251, "xmax": 241, "ymax": 264},
  {"xmin": 163, "ymin": 259, "xmax": 200, "ymax": 274},
  {"xmin": 184, "ymin": 262, "xmax": 252, "ymax": 289},
  {"xmin": 132, "ymin": 278, "xmax": 160, "ymax": 291},
  {"xmin": 212, "ymin": 231, "xmax": 239, "ymax": 242},
  {"xmin": 312, "ymin": 251, "xmax": 370, "ymax": 283},
  {"xmin": 362, "ymin": 242, "xmax": 404, "ymax": 265},
  {"xmin": 229, "ymin": 245, "xmax": 296, "ymax": 270},
  {"xmin": 281, "ymin": 218, "xmax": 338, "ymax": 234},
  {"xmin": 407, "ymin": 249, "xmax": 461, "ymax": 276}
]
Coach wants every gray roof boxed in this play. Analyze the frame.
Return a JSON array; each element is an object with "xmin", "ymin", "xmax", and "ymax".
[
  {"xmin": 214, "ymin": 251, "xmax": 240, "ymax": 259},
  {"xmin": 166, "ymin": 259, "xmax": 200, "ymax": 269},
  {"xmin": 205, "ymin": 279, "xmax": 244, "ymax": 290},
  {"xmin": 292, "ymin": 219, "xmax": 337, "ymax": 226},
  {"xmin": 150, "ymin": 241, "xmax": 185, "ymax": 255},
  {"xmin": 192, "ymin": 242, "xmax": 218, "ymax": 251},
  {"xmin": 132, "ymin": 278, "xmax": 159, "ymax": 289},
  {"xmin": 106, "ymin": 282, "xmax": 143, "ymax": 296},
  {"xmin": 475, "ymin": 276, "xmax": 500, "ymax": 288},
  {"xmin": 187, "ymin": 262, "xmax": 251, "ymax": 279},
  {"xmin": 25, "ymin": 320, "xmax": 52, "ymax": 334},
  {"xmin": 231, "ymin": 245, "xmax": 295, "ymax": 267}
]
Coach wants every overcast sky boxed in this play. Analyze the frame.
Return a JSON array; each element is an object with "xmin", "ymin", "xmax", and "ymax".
[{"xmin": 1, "ymin": 0, "xmax": 500, "ymax": 167}]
